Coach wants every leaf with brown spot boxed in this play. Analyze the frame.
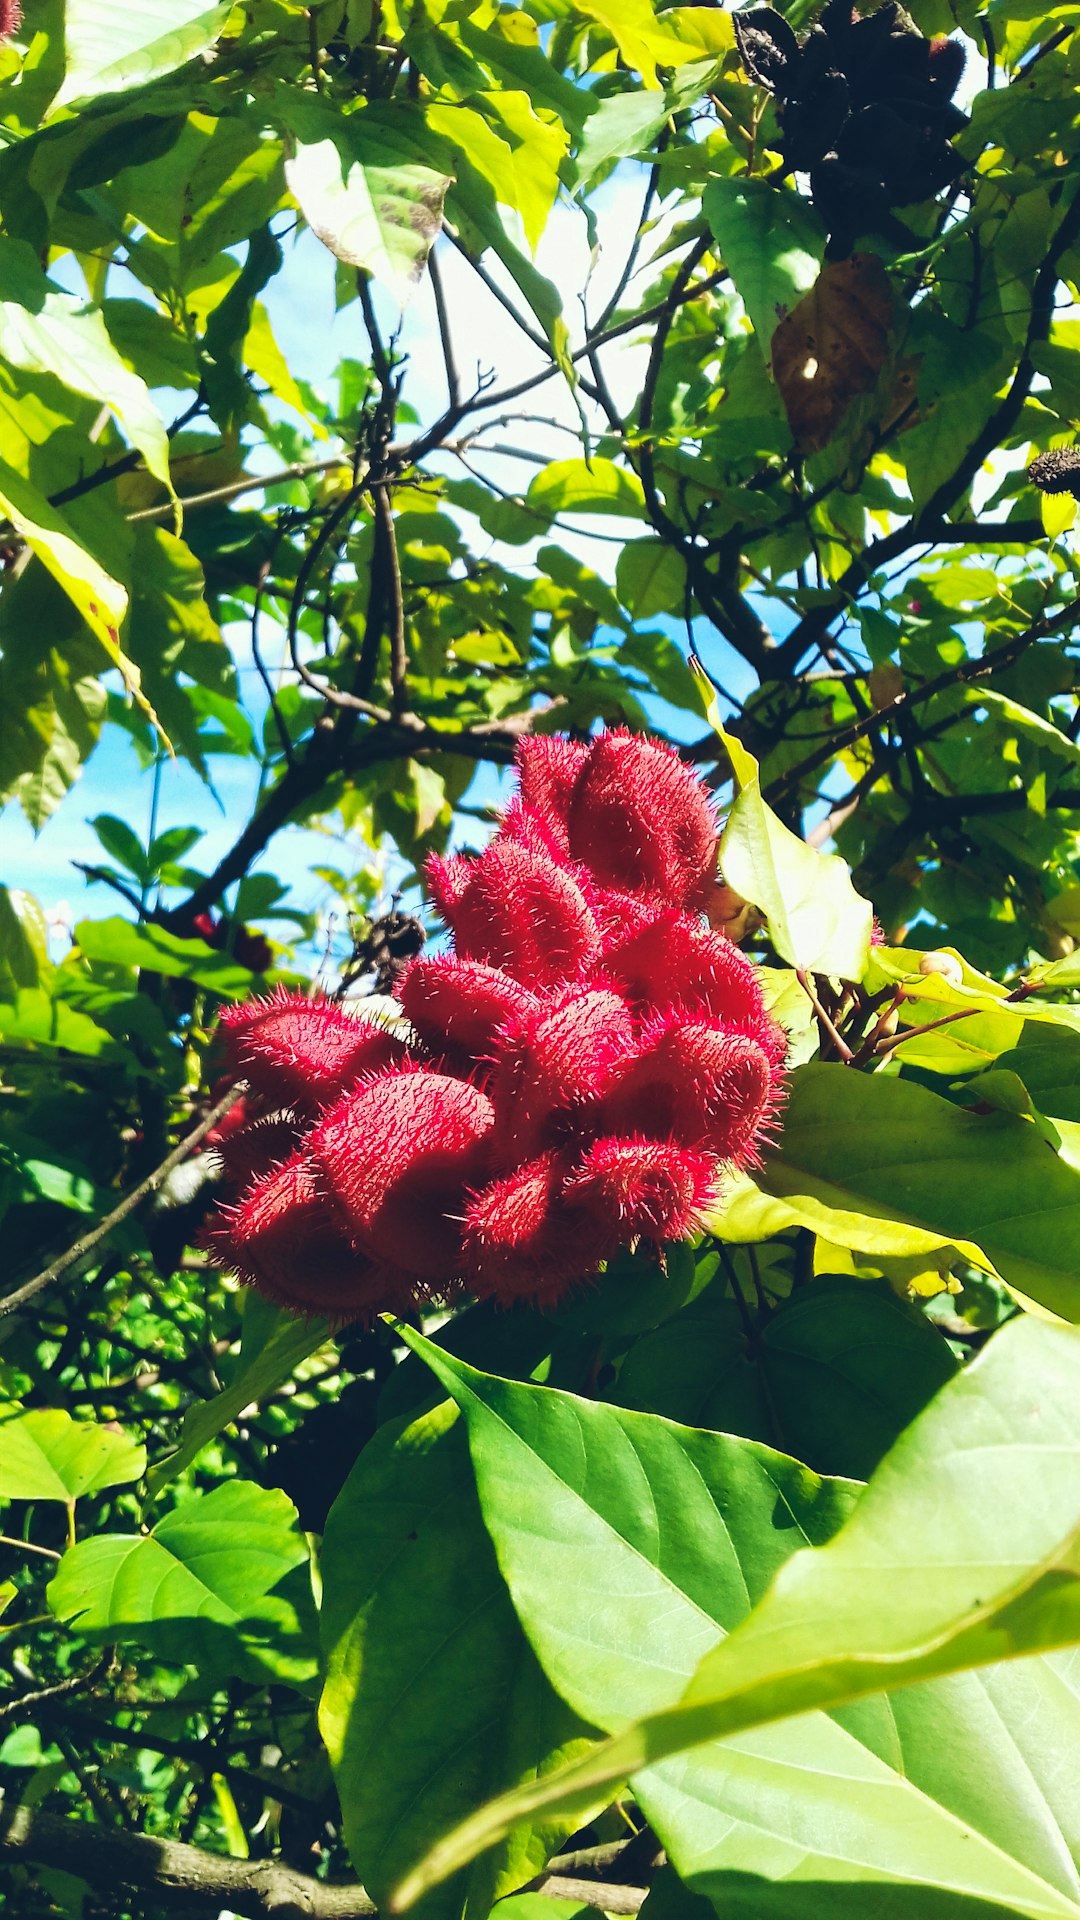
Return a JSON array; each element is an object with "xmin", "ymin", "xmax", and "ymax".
[{"xmin": 770, "ymin": 252, "xmax": 894, "ymax": 452}]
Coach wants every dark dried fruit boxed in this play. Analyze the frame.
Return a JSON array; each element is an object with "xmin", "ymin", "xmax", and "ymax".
[
  {"xmin": 735, "ymin": 0, "xmax": 969, "ymax": 254},
  {"xmin": 1028, "ymin": 449, "xmax": 1080, "ymax": 497}
]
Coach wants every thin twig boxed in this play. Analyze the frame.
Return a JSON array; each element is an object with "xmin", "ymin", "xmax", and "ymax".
[
  {"xmin": 768, "ymin": 596, "xmax": 1080, "ymax": 802},
  {"xmin": 0, "ymin": 1083, "xmax": 245, "ymax": 1318},
  {"xmin": 428, "ymin": 245, "xmax": 460, "ymax": 408},
  {"xmin": 126, "ymin": 454, "xmax": 353, "ymax": 523},
  {"xmin": 374, "ymin": 484, "xmax": 408, "ymax": 717}
]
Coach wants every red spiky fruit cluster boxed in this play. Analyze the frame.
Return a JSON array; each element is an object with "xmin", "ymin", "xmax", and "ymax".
[{"xmin": 206, "ymin": 730, "xmax": 786, "ymax": 1319}]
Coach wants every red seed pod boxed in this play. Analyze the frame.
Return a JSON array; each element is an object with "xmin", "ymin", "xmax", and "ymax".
[
  {"xmin": 445, "ymin": 839, "xmax": 602, "ymax": 989},
  {"xmin": 211, "ymin": 1111, "xmax": 304, "ymax": 1195},
  {"xmin": 309, "ymin": 1068, "xmax": 495, "ymax": 1280},
  {"xmin": 426, "ymin": 852, "xmax": 474, "ymax": 924},
  {"xmin": 567, "ymin": 1136, "xmax": 719, "ymax": 1243},
  {"xmin": 0, "ymin": 1, "xmax": 23, "ymax": 39},
  {"xmin": 208, "ymin": 1151, "xmax": 404, "ymax": 1320},
  {"xmin": 462, "ymin": 1152, "xmax": 615, "ymax": 1304},
  {"xmin": 218, "ymin": 988, "xmax": 408, "ymax": 1112},
  {"xmin": 566, "ymin": 730, "xmax": 719, "ymax": 910},
  {"xmin": 601, "ymin": 1021, "xmax": 776, "ymax": 1161},
  {"xmin": 515, "ymin": 735, "xmax": 590, "ymax": 853},
  {"xmin": 489, "ymin": 988, "xmax": 637, "ymax": 1165},
  {"xmin": 602, "ymin": 909, "xmax": 774, "ymax": 1032},
  {"xmin": 397, "ymin": 956, "xmax": 540, "ymax": 1058}
]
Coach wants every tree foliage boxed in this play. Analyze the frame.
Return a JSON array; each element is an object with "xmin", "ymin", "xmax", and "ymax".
[{"xmin": 4, "ymin": 0, "xmax": 1080, "ymax": 1915}]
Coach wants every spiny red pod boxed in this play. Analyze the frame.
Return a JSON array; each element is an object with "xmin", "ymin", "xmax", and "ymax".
[
  {"xmin": 309, "ymin": 1069, "xmax": 494, "ymax": 1280},
  {"xmin": 489, "ymin": 988, "xmax": 636, "ymax": 1165},
  {"xmin": 435, "ymin": 838, "xmax": 602, "ymax": 989},
  {"xmin": 567, "ymin": 1137, "xmax": 719, "ymax": 1243},
  {"xmin": 397, "ymin": 956, "xmax": 540, "ymax": 1058},
  {"xmin": 206, "ymin": 727, "xmax": 788, "ymax": 1317},
  {"xmin": 600, "ymin": 1022, "xmax": 777, "ymax": 1161},
  {"xmin": 461, "ymin": 1153, "xmax": 615, "ymax": 1304},
  {"xmin": 564, "ymin": 730, "xmax": 719, "ymax": 911},
  {"xmin": 219, "ymin": 988, "xmax": 408, "ymax": 1112},
  {"xmin": 209, "ymin": 1152, "xmax": 405, "ymax": 1320}
]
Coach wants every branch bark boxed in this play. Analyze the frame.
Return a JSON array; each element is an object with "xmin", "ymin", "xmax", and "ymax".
[{"xmin": 0, "ymin": 1803, "xmax": 648, "ymax": 1919}]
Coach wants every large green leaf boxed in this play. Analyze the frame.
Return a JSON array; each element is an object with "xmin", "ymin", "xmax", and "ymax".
[
  {"xmin": 320, "ymin": 1399, "xmax": 599, "ymax": 1920},
  {"xmin": 73, "ymin": 916, "xmax": 268, "ymax": 997},
  {"xmin": 52, "ymin": 0, "xmax": 231, "ymax": 111},
  {"xmin": 49, "ymin": 1481, "xmax": 312, "ymax": 1682},
  {"xmin": 0, "ymin": 1408, "xmax": 145, "ymax": 1503},
  {"xmin": 0, "ymin": 241, "xmax": 170, "ymax": 488},
  {"xmin": 708, "ymin": 717, "xmax": 873, "ymax": 980},
  {"xmin": 392, "ymin": 1320, "xmax": 1080, "ymax": 1920},
  {"xmin": 529, "ymin": 459, "xmax": 646, "ymax": 521},
  {"xmin": 755, "ymin": 1063, "xmax": 1080, "ymax": 1319},
  {"xmin": 702, "ymin": 179, "xmax": 824, "ymax": 352},
  {"xmin": 614, "ymin": 1274, "xmax": 958, "ymax": 1479}
]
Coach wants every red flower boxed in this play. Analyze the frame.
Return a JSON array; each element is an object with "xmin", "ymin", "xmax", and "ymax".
[
  {"xmin": 566, "ymin": 730, "xmax": 719, "ymax": 910},
  {"xmin": 309, "ymin": 1069, "xmax": 494, "ymax": 1280},
  {"xmin": 567, "ymin": 1136, "xmax": 718, "ymax": 1242},
  {"xmin": 461, "ymin": 1153, "xmax": 614, "ymax": 1304},
  {"xmin": 219, "ymin": 988, "xmax": 408, "ymax": 1112}
]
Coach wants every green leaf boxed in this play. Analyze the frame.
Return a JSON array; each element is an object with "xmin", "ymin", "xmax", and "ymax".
[
  {"xmin": 320, "ymin": 1400, "xmax": 599, "ymax": 1920},
  {"xmin": 706, "ymin": 712, "xmax": 873, "ymax": 979},
  {"xmin": 393, "ymin": 1318, "xmax": 1080, "ymax": 1919},
  {"xmin": 52, "ymin": 0, "xmax": 232, "ymax": 112},
  {"xmin": 756, "ymin": 1062, "xmax": 1080, "ymax": 1319},
  {"xmin": 147, "ymin": 1303, "xmax": 330, "ymax": 1497},
  {"xmin": 528, "ymin": 460, "xmax": 646, "ymax": 520},
  {"xmin": 283, "ymin": 104, "xmax": 450, "ymax": 306},
  {"xmin": 576, "ymin": 0, "xmax": 721, "ymax": 86},
  {"xmin": 48, "ymin": 1481, "xmax": 310, "ymax": 1675},
  {"xmin": 91, "ymin": 813, "xmax": 149, "ymax": 885},
  {"xmin": 391, "ymin": 1319, "xmax": 855, "ymax": 1726},
  {"xmin": 616, "ymin": 539, "xmax": 688, "ymax": 618},
  {"xmin": 0, "ymin": 886, "xmax": 50, "ymax": 998},
  {"xmin": 0, "ymin": 466, "xmax": 139, "ymax": 702},
  {"xmin": 426, "ymin": 93, "xmax": 568, "ymax": 256},
  {"xmin": 0, "ymin": 987, "xmax": 116, "ymax": 1057},
  {"xmin": 0, "ymin": 1408, "xmax": 145, "ymax": 1503},
  {"xmin": 73, "ymin": 916, "xmax": 267, "ymax": 997},
  {"xmin": 0, "ymin": 240, "xmax": 171, "ymax": 489},
  {"xmin": 703, "ymin": 179, "xmax": 825, "ymax": 352},
  {"xmin": 616, "ymin": 1274, "xmax": 958, "ymax": 1480}
]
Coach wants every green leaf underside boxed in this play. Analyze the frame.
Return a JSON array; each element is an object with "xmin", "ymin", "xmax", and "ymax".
[
  {"xmin": 320, "ymin": 1400, "xmax": 600, "ymax": 1920},
  {"xmin": 0, "ymin": 1407, "xmax": 146, "ymax": 1502},
  {"xmin": 391, "ymin": 1319, "xmax": 1080, "ymax": 1920}
]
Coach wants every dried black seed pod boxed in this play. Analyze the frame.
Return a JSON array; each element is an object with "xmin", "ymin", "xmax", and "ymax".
[
  {"xmin": 1028, "ymin": 449, "xmax": 1080, "ymax": 497},
  {"xmin": 733, "ymin": 0, "xmax": 968, "ymax": 253}
]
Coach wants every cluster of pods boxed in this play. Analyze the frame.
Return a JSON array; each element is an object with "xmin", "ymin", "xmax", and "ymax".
[{"xmin": 207, "ymin": 731, "xmax": 786, "ymax": 1319}]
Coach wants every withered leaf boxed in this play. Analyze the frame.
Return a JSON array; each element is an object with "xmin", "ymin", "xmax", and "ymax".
[{"xmin": 770, "ymin": 251, "xmax": 894, "ymax": 451}]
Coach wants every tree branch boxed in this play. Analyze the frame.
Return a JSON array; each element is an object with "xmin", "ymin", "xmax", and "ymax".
[
  {"xmin": 767, "ymin": 594, "xmax": 1080, "ymax": 802},
  {"xmin": 0, "ymin": 1800, "xmax": 374, "ymax": 1920},
  {"xmin": 0, "ymin": 1803, "xmax": 648, "ymax": 1920},
  {"xmin": 0, "ymin": 1082, "xmax": 245, "ymax": 1318}
]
